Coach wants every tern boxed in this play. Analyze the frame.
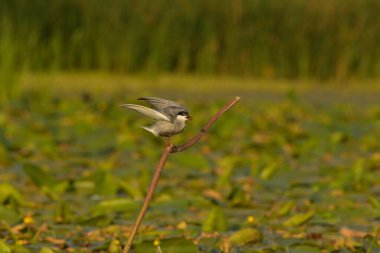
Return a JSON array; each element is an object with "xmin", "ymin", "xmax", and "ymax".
[{"xmin": 121, "ymin": 97, "xmax": 192, "ymax": 141}]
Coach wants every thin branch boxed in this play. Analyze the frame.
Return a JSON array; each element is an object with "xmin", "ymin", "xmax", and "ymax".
[
  {"xmin": 122, "ymin": 96, "xmax": 240, "ymax": 253},
  {"xmin": 123, "ymin": 143, "xmax": 173, "ymax": 253},
  {"xmin": 171, "ymin": 96, "xmax": 241, "ymax": 153}
]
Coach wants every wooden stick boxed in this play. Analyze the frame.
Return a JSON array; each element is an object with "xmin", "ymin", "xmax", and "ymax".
[{"xmin": 122, "ymin": 96, "xmax": 240, "ymax": 253}]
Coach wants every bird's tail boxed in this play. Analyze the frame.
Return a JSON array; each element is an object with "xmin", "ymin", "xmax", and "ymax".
[{"xmin": 142, "ymin": 126, "xmax": 157, "ymax": 136}]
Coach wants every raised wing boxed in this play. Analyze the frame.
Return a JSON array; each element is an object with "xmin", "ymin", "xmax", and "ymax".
[
  {"xmin": 120, "ymin": 104, "xmax": 170, "ymax": 122},
  {"xmin": 138, "ymin": 97, "xmax": 188, "ymax": 121}
]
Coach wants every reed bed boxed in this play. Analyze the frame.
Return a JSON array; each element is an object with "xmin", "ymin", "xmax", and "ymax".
[{"xmin": 1, "ymin": 0, "xmax": 380, "ymax": 80}]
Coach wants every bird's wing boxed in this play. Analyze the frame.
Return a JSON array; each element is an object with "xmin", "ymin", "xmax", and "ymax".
[
  {"xmin": 138, "ymin": 97, "xmax": 188, "ymax": 121},
  {"xmin": 138, "ymin": 97, "xmax": 186, "ymax": 111},
  {"xmin": 120, "ymin": 104, "xmax": 171, "ymax": 122}
]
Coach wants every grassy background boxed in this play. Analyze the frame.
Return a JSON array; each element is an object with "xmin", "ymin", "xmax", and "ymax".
[
  {"xmin": 0, "ymin": 84, "xmax": 379, "ymax": 252},
  {"xmin": 1, "ymin": 1, "xmax": 380, "ymax": 251},
  {"xmin": 1, "ymin": 0, "xmax": 380, "ymax": 80}
]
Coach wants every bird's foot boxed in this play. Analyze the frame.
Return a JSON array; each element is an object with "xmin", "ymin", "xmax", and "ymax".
[{"xmin": 164, "ymin": 138, "xmax": 173, "ymax": 147}]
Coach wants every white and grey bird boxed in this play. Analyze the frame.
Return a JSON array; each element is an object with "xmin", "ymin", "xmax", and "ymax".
[{"xmin": 120, "ymin": 97, "xmax": 192, "ymax": 138}]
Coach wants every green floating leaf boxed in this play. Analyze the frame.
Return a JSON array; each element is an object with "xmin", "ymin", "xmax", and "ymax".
[
  {"xmin": 23, "ymin": 164, "xmax": 69, "ymax": 199},
  {"xmin": 108, "ymin": 239, "xmax": 121, "ymax": 253},
  {"xmin": 11, "ymin": 245, "xmax": 32, "ymax": 253},
  {"xmin": 275, "ymin": 200, "xmax": 296, "ymax": 217},
  {"xmin": 161, "ymin": 238, "xmax": 199, "ymax": 253},
  {"xmin": 38, "ymin": 180, "xmax": 69, "ymax": 200},
  {"xmin": 216, "ymin": 156, "xmax": 239, "ymax": 191},
  {"xmin": 77, "ymin": 214, "xmax": 111, "ymax": 226},
  {"xmin": 229, "ymin": 187, "xmax": 249, "ymax": 206},
  {"xmin": 55, "ymin": 201, "xmax": 73, "ymax": 223},
  {"xmin": 92, "ymin": 198, "xmax": 140, "ymax": 214},
  {"xmin": 118, "ymin": 180, "xmax": 143, "ymax": 200},
  {"xmin": 362, "ymin": 234, "xmax": 380, "ymax": 252},
  {"xmin": 92, "ymin": 239, "xmax": 122, "ymax": 252},
  {"xmin": 134, "ymin": 238, "xmax": 198, "ymax": 253},
  {"xmin": 0, "ymin": 144, "xmax": 9, "ymax": 165},
  {"xmin": 39, "ymin": 247, "xmax": 55, "ymax": 253},
  {"xmin": 368, "ymin": 196, "xmax": 380, "ymax": 209},
  {"xmin": 283, "ymin": 210, "xmax": 314, "ymax": 227},
  {"xmin": 0, "ymin": 206, "xmax": 22, "ymax": 225},
  {"xmin": 330, "ymin": 132, "xmax": 349, "ymax": 144},
  {"xmin": 0, "ymin": 183, "xmax": 24, "ymax": 204},
  {"xmin": 229, "ymin": 228, "xmax": 262, "ymax": 246},
  {"xmin": 202, "ymin": 206, "xmax": 228, "ymax": 232},
  {"xmin": 289, "ymin": 245, "xmax": 321, "ymax": 253},
  {"xmin": 73, "ymin": 180, "xmax": 95, "ymax": 194},
  {"xmin": 353, "ymin": 158, "xmax": 365, "ymax": 190},
  {"xmin": 51, "ymin": 181, "xmax": 69, "ymax": 195},
  {"xmin": 260, "ymin": 163, "xmax": 278, "ymax": 180},
  {"xmin": 22, "ymin": 163, "xmax": 56, "ymax": 188},
  {"xmin": 0, "ymin": 240, "xmax": 12, "ymax": 253}
]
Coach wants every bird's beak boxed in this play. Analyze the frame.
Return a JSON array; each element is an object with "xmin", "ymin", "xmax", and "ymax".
[{"xmin": 186, "ymin": 115, "xmax": 192, "ymax": 120}]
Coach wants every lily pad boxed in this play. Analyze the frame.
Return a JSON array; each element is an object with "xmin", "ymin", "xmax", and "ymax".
[{"xmin": 229, "ymin": 228, "xmax": 263, "ymax": 246}]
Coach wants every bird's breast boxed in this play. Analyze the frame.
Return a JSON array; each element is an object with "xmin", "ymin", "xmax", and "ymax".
[{"xmin": 155, "ymin": 120, "xmax": 186, "ymax": 137}]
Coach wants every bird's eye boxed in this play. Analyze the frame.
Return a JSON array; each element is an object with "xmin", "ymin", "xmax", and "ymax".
[{"xmin": 178, "ymin": 111, "xmax": 187, "ymax": 116}]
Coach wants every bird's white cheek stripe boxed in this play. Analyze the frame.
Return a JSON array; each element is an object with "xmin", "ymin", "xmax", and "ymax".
[{"xmin": 176, "ymin": 115, "xmax": 189, "ymax": 122}]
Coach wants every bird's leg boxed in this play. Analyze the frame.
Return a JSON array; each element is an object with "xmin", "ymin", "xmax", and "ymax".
[{"xmin": 164, "ymin": 138, "xmax": 173, "ymax": 147}]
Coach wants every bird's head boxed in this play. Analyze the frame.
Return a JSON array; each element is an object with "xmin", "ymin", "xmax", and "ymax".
[{"xmin": 177, "ymin": 111, "xmax": 192, "ymax": 121}]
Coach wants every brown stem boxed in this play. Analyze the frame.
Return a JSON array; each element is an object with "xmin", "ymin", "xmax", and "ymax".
[
  {"xmin": 171, "ymin": 96, "xmax": 241, "ymax": 153},
  {"xmin": 122, "ymin": 143, "xmax": 173, "ymax": 253},
  {"xmin": 122, "ymin": 96, "xmax": 240, "ymax": 253}
]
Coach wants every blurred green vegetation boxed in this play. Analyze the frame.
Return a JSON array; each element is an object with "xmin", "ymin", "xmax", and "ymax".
[
  {"xmin": 0, "ymin": 86, "xmax": 379, "ymax": 252},
  {"xmin": 1, "ymin": 0, "xmax": 380, "ymax": 80}
]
